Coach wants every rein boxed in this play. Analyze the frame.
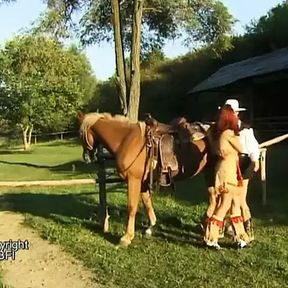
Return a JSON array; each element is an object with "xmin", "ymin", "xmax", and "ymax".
[
  {"xmin": 146, "ymin": 127, "xmax": 159, "ymax": 192},
  {"xmin": 124, "ymin": 125, "xmax": 158, "ymax": 193}
]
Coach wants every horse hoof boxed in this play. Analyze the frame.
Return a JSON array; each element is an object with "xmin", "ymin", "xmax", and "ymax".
[
  {"xmin": 145, "ymin": 225, "xmax": 155, "ymax": 237},
  {"xmin": 118, "ymin": 236, "xmax": 132, "ymax": 248},
  {"xmin": 115, "ymin": 243, "xmax": 128, "ymax": 250}
]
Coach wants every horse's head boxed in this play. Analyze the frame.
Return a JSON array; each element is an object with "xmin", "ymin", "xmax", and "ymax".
[
  {"xmin": 81, "ymin": 128, "xmax": 98, "ymax": 163},
  {"xmin": 78, "ymin": 112, "xmax": 97, "ymax": 163}
]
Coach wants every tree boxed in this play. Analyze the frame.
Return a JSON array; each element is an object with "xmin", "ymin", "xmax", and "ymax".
[
  {"xmin": 245, "ymin": 2, "xmax": 288, "ymax": 51},
  {"xmin": 36, "ymin": 0, "xmax": 234, "ymax": 120},
  {"xmin": 0, "ymin": 35, "xmax": 96, "ymax": 150},
  {"xmin": 0, "ymin": 0, "xmax": 16, "ymax": 6}
]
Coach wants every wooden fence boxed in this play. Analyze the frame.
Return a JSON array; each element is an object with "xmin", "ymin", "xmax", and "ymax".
[
  {"xmin": 254, "ymin": 116, "xmax": 288, "ymax": 139},
  {"xmin": 1, "ymin": 125, "xmax": 287, "ymax": 233},
  {"xmin": 32, "ymin": 131, "xmax": 77, "ymax": 143}
]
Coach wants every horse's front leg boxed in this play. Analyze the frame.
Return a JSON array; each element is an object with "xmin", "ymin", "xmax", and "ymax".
[
  {"xmin": 141, "ymin": 184, "xmax": 157, "ymax": 236},
  {"xmin": 120, "ymin": 176, "xmax": 141, "ymax": 247}
]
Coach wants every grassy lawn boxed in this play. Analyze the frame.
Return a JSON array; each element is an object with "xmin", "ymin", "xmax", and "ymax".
[
  {"xmin": 0, "ymin": 141, "xmax": 287, "ymax": 288},
  {"xmin": 0, "ymin": 140, "xmax": 96, "ymax": 180}
]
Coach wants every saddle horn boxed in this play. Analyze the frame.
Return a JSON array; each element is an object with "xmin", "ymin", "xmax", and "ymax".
[{"xmin": 144, "ymin": 113, "xmax": 158, "ymax": 127}]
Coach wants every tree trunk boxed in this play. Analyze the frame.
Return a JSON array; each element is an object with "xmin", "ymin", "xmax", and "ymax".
[
  {"xmin": 21, "ymin": 124, "xmax": 33, "ymax": 150},
  {"xmin": 28, "ymin": 124, "xmax": 33, "ymax": 146},
  {"xmin": 127, "ymin": 0, "xmax": 143, "ymax": 121},
  {"xmin": 111, "ymin": 0, "xmax": 128, "ymax": 116}
]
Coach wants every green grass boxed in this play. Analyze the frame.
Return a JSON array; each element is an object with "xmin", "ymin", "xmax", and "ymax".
[
  {"xmin": 0, "ymin": 140, "xmax": 97, "ymax": 180},
  {"xmin": 0, "ymin": 142, "xmax": 287, "ymax": 287}
]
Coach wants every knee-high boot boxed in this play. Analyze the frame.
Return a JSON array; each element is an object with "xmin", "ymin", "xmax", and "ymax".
[
  {"xmin": 204, "ymin": 215, "xmax": 223, "ymax": 249},
  {"xmin": 200, "ymin": 213, "xmax": 209, "ymax": 233},
  {"xmin": 230, "ymin": 215, "xmax": 250, "ymax": 248},
  {"xmin": 244, "ymin": 218, "xmax": 255, "ymax": 241}
]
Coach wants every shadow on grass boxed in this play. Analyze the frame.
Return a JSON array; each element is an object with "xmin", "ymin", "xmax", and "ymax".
[
  {"xmin": 0, "ymin": 192, "xmax": 96, "ymax": 220},
  {"xmin": 0, "ymin": 186, "xmax": 206, "ymax": 247},
  {"xmin": 0, "ymin": 145, "xmax": 287, "ymax": 247},
  {"xmin": 1, "ymin": 181, "xmax": 287, "ymax": 248},
  {"xmin": 0, "ymin": 150, "xmax": 33, "ymax": 155},
  {"xmin": 0, "ymin": 158, "xmax": 118, "ymax": 178},
  {"xmin": 0, "ymin": 190, "xmax": 123, "ymax": 244},
  {"xmin": 0, "ymin": 159, "xmax": 97, "ymax": 176},
  {"xmin": 246, "ymin": 145, "xmax": 288, "ymax": 227}
]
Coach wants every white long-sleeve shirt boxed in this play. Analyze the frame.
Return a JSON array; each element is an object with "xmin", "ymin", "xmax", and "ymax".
[{"xmin": 239, "ymin": 125, "xmax": 260, "ymax": 162}]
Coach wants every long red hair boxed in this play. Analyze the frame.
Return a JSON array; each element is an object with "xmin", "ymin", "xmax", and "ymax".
[{"xmin": 212, "ymin": 105, "xmax": 239, "ymax": 139}]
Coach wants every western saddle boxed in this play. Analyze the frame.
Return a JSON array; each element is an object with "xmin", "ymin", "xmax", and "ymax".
[{"xmin": 144, "ymin": 114, "xmax": 210, "ymax": 188}]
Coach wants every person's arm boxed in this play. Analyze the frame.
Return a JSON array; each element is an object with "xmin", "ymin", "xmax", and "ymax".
[
  {"xmin": 245, "ymin": 128, "xmax": 260, "ymax": 172},
  {"xmin": 245, "ymin": 128, "xmax": 260, "ymax": 160},
  {"xmin": 223, "ymin": 130, "xmax": 243, "ymax": 153}
]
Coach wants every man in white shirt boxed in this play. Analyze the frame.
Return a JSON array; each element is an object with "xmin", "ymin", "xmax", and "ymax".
[{"xmin": 224, "ymin": 99, "xmax": 260, "ymax": 240}]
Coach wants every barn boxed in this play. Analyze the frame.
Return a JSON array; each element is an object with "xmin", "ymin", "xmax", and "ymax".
[{"xmin": 188, "ymin": 47, "xmax": 288, "ymax": 140}]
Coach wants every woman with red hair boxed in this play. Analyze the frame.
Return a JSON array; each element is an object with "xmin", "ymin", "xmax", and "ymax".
[{"xmin": 204, "ymin": 105, "xmax": 250, "ymax": 249}]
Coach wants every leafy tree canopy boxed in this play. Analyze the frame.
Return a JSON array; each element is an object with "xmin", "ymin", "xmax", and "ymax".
[
  {"xmin": 0, "ymin": 35, "xmax": 96, "ymax": 133},
  {"xmin": 37, "ymin": 0, "xmax": 234, "ymax": 55},
  {"xmin": 0, "ymin": 0, "xmax": 16, "ymax": 6},
  {"xmin": 245, "ymin": 2, "xmax": 288, "ymax": 49}
]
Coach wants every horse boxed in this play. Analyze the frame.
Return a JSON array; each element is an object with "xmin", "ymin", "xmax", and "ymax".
[{"xmin": 78, "ymin": 112, "xmax": 209, "ymax": 247}]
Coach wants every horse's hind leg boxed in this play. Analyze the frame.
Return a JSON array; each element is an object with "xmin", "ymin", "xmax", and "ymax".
[
  {"xmin": 141, "ymin": 189, "xmax": 157, "ymax": 236},
  {"xmin": 120, "ymin": 176, "xmax": 141, "ymax": 247},
  {"xmin": 141, "ymin": 181, "xmax": 156, "ymax": 235}
]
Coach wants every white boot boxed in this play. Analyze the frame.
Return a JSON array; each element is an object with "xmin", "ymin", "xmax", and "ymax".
[
  {"xmin": 206, "ymin": 240, "xmax": 221, "ymax": 250},
  {"xmin": 237, "ymin": 239, "xmax": 247, "ymax": 249}
]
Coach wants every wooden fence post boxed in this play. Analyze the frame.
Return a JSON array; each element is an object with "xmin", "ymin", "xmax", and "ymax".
[
  {"xmin": 96, "ymin": 144, "xmax": 110, "ymax": 233},
  {"xmin": 260, "ymin": 148, "xmax": 267, "ymax": 206},
  {"xmin": 258, "ymin": 133, "xmax": 288, "ymax": 206}
]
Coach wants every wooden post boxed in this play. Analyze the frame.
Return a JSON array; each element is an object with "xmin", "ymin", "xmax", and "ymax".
[
  {"xmin": 260, "ymin": 148, "xmax": 267, "ymax": 206},
  {"xmin": 258, "ymin": 134, "xmax": 288, "ymax": 206},
  {"xmin": 96, "ymin": 144, "xmax": 110, "ymax": 233}
]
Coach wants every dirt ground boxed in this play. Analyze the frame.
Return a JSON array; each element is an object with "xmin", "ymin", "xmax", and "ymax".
[{"xmin": 0, "ymin": 211, "xmax": 101, "ymax": 288}]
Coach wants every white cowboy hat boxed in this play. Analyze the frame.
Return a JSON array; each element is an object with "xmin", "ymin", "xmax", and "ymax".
[{"xmin": 224, "ymin": 99, "xmax": 246, "ymax": 112}]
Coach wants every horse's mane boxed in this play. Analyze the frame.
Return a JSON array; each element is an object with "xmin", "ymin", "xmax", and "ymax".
[{"xmin": 80, "ymin": 112, "xmax": 145, "ymax": 137}]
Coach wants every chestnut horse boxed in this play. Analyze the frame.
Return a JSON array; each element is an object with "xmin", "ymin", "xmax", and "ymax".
[{"xmin": 78, "ymin": 112, "xmax": 208, "ymax": 246}]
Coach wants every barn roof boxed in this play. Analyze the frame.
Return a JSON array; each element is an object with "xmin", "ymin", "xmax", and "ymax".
[{"xmin": 189, "ymin": 47, "xmax": 288, "ymax": 94}]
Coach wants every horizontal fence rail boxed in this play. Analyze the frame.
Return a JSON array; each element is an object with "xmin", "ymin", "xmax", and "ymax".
[
  {"xmin": 254, "ymin": 116, "xmax": 288, "ymax": 133},
  {"xmin": 0, "ymin": 179, "xmax": 96, "ymax": 187},
  {"xmin": 32, "ymin": 131, "xmax": 78, "ymax": 143}
]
